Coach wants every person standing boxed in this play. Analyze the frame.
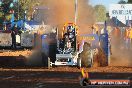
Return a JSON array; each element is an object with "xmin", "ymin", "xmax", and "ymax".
[
  {"xmin": 124, "ymin": 27, "xmax": 130, "ymax": 49},
  {"xmin": 129, "ymin": 27, "xmax": 132, "ymax": 49},
  {"xmin": 11, "ymin": 25, "xmax": 16, "ymax": 49}
]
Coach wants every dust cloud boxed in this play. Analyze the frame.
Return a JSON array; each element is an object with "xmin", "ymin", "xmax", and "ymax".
[
  {"xmin": 26, "ymin": 0, "xmax": 96, "ymax": 66},
  {"xmin": 36, "ymin": 0, "xmax": 95, "ymax": 35},
  {"xmin": 30, "ymin": 0, "xmax": 132, "ymax": 67},
  {"xmin": 110, "ymin": 28, "xmax": 132, "ymax": 67}
]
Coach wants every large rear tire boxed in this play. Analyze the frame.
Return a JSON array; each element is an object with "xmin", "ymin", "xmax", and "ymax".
[
  {"xmin": 93, "ymin": 51, "xmax": 100, "ymax": 67},
  {"xmin": 98, "ymin": 48, "xmax": 107, "ymax": 67},
  {"xmin": 92, "ymin": 48, "xmax": 107, "ymax": 67},
  {"xmin": 80, "ymin": 42, "xmax": 92, "ymax": 68}
]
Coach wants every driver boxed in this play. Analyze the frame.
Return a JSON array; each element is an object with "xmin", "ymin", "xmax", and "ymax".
[{"xmin": 66, "ymin": 40, "xmax": 71, "ymax": 49}]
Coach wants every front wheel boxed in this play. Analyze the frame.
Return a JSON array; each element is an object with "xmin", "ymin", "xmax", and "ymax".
[
  {"xmin": 47, "ymin": 57, "xmax": 51, "ymax": 68},
  {"xmin": 77, "ymin": 57, "xmax": 81, "ymax": 68}
]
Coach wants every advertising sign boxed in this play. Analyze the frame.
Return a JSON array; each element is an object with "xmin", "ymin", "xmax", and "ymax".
[{"xmin": 109, "ymin": 4, "xmax": 132, "ymax": 16}]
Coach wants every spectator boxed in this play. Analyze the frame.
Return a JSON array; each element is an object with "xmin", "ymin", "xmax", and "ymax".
[{"xmin": 11, "ymin": 25, "xmax": 16, "ymax": 49}]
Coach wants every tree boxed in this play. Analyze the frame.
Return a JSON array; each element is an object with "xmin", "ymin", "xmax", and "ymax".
[
  {"xmin": 0, "ymin": 0, "xmax": 16, "ymax": 29},
  {"xmin": 118, "ymin": 0, "xmax": 127, "ymax": 4},
  {"xmin": 18, "ymin": 0, "xmax": 40, "ymax": 20},
  {"xmin": 128, "ymin": 0, "xmax": 132, "ymax": 3},
  {"xmin": 0, "ymin": 0, "xmax": 40, "ymax": 30},
  {"xmin": 0, "ymin": 0, "xmax": 40, "ymax": 21},
  {"xmin": 94, "ymin": 5, "xmax": 107, "ymax": 22}
]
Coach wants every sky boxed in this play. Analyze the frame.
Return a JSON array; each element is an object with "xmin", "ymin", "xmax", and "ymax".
[
  {"xmin": 89, "ymin": 0, "xmax": 131, "ymax": 24},
  {"xmin": 89, "ymin": 0, "xmax": 128, "ymax": 11}
]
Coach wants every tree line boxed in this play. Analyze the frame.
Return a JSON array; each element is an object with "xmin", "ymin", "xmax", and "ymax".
[{"xmin": 0, "ymin": 0, "xmax": 131, "ymax": 25}]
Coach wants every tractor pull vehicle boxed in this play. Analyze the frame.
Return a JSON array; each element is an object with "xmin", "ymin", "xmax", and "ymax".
[
  {"xmin": 50, "ymin": 22, "xmax": 111, "ymax": 68},
  {"xmin": 54, "ymin": 23, "xmax": 79, "ymax": 66}
]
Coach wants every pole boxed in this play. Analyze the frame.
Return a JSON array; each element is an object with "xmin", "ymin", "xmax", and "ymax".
[
  {"xmin": 75, "ymin": 0, "xmax": 78, "ymax": 51},
  {"xmin": 75, "ymin": 0, "xmax": 78, "ymax": 24},
  {"xmin": 18, "ymin": 0, "xmax": 19, "ymax": 20},
  {"xmin": 23, "ymin": 10, "xmax": 26, "ymax": 30}
]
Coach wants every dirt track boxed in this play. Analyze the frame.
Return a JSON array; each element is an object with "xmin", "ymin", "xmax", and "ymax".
[
  {"xmin": 0, "ymin": 66, "xmax": 132, "ymax": 73},
  {"xmin": 0, "ymin": 50, "xmax": 132, "ymax": 88},
  {"xmin": 0, "ymin": 67, "xmax": 131, "ymax": 88},
  {"xmin": 0, "ymin": 50, "xmax": 32, "ymax": 56}
]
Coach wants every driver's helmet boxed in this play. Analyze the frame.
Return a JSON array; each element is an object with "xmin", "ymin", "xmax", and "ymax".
[{"xmin": 67, "ymin": 25, "xmax": 74, "ymax": 33}]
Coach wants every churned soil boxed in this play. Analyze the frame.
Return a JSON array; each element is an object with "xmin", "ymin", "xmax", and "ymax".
[{"xmin": 0, "ymin": 50, "xmax": 32, "ymax": 56}]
